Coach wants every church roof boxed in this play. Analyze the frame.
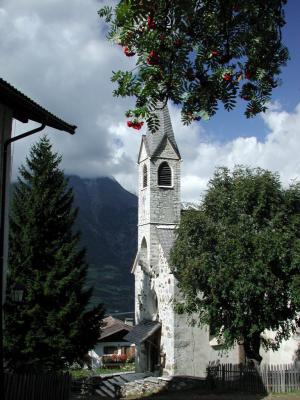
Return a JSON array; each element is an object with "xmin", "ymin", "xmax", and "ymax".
[
  {"xmin": 144, "ymin": 102, "xmax": 181, "ymax": 159},
  {"xmin": 124, "ymin": 320, "xmax": 161, "ymax": 344},
  {"xmin": 156, "ymin": 227, "xmax": 176, "ymax": 261}
]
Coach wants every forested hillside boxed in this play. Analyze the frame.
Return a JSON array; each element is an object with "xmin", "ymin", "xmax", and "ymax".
[{"xmin": 69, "ymin": 176, "xmax": 137, "ymax": 314}]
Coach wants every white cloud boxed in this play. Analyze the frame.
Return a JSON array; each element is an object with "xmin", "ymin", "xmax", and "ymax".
[
  {"xmin": 1, "ymin": 0, "xmax": 136, "ymax": 183},
  {"xmin": 2, "ymin": 0, "xmax": 300, "ymax": 204},
  {"xmin": 170, "ymin": 103, "xmax": 300, "ymax": 202}
]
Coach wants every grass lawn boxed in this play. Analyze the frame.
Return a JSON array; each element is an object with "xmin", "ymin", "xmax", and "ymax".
[{"xmin": 70, "ymin": 364, "xmax": 135, "ymax": 379}]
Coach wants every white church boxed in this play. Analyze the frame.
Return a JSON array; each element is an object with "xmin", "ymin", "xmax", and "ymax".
[{"xmin": 125, "ymin": 104, "xmax": 300, "ymax": 377}]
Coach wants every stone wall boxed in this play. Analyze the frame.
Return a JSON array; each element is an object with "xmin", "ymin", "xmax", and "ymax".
[
  {"xmin": 120, "ymin": 375, "xmax": 206, "ymax": 398},
  {"xmin": 154, "ymin": 244, "xmax": 175, "ymax": 375},
  {"xmin": 260, "ymin": 328, "xmax": 300, "ymax": 365}
]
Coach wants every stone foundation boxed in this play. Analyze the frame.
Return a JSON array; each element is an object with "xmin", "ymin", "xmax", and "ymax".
[{"xmin": 120, "ymin": 375, "xmax": 206, "ymax": 398}]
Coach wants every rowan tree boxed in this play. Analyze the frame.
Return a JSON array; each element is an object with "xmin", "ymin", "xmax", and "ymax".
[
  {"xmin": 99, "ymin": 0, "xmax": 288, "ymax": 131},
  {"xmin": 4, "ymin": 137, "xmax": 105, "ymax": 372},
  {"xmin": 170, "ymin": 166, "xmax": 300, "ymax": 364}
]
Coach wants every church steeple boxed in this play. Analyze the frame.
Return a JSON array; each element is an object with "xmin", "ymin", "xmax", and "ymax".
[
  {"xmin": 137, "ymin": 102, "xmax": 181, "ymax": 245},
  {"xmin": 143, "ymin": 103, "xmax": 181, "ymax": 160}
]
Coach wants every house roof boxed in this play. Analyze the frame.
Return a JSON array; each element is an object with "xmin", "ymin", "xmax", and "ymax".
[
  {"xmin": 124, "ymin": 320, "xmax": 161, "ymax": 344},
  {"xmin": 99, "ymin": 316, "xmax": 133, "ymax": 341},
  {"xmin": 0, "ymin": 77, "xmax": 76, "ymax": 134}
]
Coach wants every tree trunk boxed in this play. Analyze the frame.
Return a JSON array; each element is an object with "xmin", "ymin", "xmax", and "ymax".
[{"xmin": 243, "ymin": 332, "xmax": 262, "ymax": 365}]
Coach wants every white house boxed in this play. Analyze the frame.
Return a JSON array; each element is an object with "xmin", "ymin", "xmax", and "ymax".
[{"xmin": 94, "ymin": 316, "xmax": 135, "ymax": 358}]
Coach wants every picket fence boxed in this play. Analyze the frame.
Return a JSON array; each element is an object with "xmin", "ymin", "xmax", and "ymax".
[
  {"xmin": 4, "ymin": 372, "xmax": 71, "ymax": 400},
  {"xmin": 207, "ymin": 363, "xmax": 300, "ymax": 393}
]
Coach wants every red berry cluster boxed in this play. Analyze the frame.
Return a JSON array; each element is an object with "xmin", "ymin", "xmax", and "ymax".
[
  {"xmin": 123, "ymin": 46, "xmax": 135, "ymax": 57},
  {"xmin": 211, "ymin": 50, "xmax": 219, "ymax": 57},
  {"xmin": 127, "ymin": 120, "xmax": 144, "ymax": 130},
  {"xmin": 223, "ymin": 73, "xmax": 232, "ymax": 82},
  {"xmin": 147, "ymin": 15, "xmax": 155, "ymax": 30},
  {"xmin": 147, "ymin": 50, "xmax": 160, "ymax": 65}
]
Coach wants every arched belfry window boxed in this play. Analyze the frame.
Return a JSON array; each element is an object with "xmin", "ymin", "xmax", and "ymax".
[
  {"xmin": 158, "ymin": 162, "xmax": 172, "ymax": 186},
  {"xmin": 143, "ymin": 164, "xmax": 147, "ymax": 188}
]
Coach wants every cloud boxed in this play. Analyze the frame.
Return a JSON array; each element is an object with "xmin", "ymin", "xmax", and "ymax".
[
  {"xmin": 2, "ymin": 1, "xmax": 300, "ymax": 204},
  {"xmin": 1, "ymin": 0, "xmax": 136, "ymax": 183},
  {"xmin": 172, "ymin": 103, "xmax": 300, "ymax": 202}
]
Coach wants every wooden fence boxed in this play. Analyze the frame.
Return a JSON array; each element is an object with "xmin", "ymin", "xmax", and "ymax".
[
  {"xmin": 4, "ymin": 372, "xmax": 71, "ymax": 400},
  {"xmin": 207, "ymin": 363, "xmax": 300, "ymax": 394}
]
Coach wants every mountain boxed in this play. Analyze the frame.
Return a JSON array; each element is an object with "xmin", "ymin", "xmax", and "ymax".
[{"xmin": 68, "ymin": 176, "xmax": 137, "ymax": 315}]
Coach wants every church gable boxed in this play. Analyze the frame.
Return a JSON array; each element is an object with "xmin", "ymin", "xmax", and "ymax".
[
  {"xmin": 138, "ymin": 136, "xmax": 149, "ymax": 163},
  {"xmin": 152, "ymin": 135, "xmax": 180, "ymax": 160}
]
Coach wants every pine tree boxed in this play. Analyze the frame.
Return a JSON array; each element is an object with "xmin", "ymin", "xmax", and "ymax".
[{"xmin": 4, "ymin": 136, "xmax": 105, "ymax": 372}]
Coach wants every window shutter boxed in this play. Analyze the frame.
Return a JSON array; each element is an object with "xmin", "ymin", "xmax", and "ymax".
[{"xmin": 158, "ymin": 162, "xmax": 172, "ymax": 186}]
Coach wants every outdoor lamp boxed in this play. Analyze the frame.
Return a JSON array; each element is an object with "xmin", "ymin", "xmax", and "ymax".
[{"xmin": 11, "ymin": 282, "xmax": 25, "ymax": 303}]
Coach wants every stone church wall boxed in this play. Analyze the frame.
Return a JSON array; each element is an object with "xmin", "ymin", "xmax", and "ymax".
[
  {"xmin": 156, "ymin": 248, "xmax": 240, "ymax": 377},
  {"xmin": 154, "ymin": 245, "xmax": 175, "ymax": 375}
]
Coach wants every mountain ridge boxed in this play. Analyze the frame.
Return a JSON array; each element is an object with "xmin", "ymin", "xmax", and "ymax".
[{"xmin": 68, "ymin": 175, "xmax": 137, "ymax": 314}]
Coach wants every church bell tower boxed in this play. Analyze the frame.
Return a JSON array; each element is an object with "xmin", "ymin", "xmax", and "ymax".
[{"xmin": 135, "ymin": 104, "xmax": 181, "ymax": 318}]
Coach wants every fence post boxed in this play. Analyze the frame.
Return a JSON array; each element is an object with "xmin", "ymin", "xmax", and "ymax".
[{"xmin": 222, "ymin": 364, "xmax": 225, "ymax": 387}]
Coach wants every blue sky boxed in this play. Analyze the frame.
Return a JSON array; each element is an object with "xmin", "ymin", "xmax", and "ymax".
[
  {"xmin": 0, "ymin": 0, "xmax": 299, "ymax": 202},
  {"xmin": 203, "ymin": 0, "xmax": 300, "ymax": 143}
]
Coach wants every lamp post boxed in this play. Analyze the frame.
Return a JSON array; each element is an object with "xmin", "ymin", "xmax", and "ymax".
[{"xmin": 10, "ymin": 282, "xmax": 25, "ymax": 303}]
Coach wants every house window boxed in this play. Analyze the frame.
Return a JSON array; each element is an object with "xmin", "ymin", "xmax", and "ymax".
[
  {"xmin": 158, "ymin": 162, "xmax": 172, "ymax": 186},
  {"xmin": 143, "ymin": 164, "xmax": 147, "ymax": 188},
  {"xmin": 121, "ymin": 346, "xmax": 133, "ymax": 356},
  {"xmin": 104, "ymin": 346, "xmax": 118, "ymax": 354}
]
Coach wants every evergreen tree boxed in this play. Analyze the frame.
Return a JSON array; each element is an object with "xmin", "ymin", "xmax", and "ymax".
[
  {"xmin": 4, "ymin": 136, "xmax": 105, "ymax": 372},
  {"xmin": 171, "ymin": 166, "xmax": 300, "ymax": 364}
]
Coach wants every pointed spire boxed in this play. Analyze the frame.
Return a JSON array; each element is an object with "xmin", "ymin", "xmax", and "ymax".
[{"xmin": 144, "ymin": 102, "xmax": 181, "ymax": 159}]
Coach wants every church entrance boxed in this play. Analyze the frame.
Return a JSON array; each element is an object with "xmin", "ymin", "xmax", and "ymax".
[{"xmin": 145, "ymin": 327, "xmax": 161, "ymax": 373}]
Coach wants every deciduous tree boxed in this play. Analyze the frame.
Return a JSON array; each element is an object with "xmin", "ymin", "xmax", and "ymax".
[
  {"xmin": 171, "ymin": 166, "xmax": 300, "ymax": 363},
  {"xmin": 99, "ymin": 1, "xmax": 288, "ymax": 131}
]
